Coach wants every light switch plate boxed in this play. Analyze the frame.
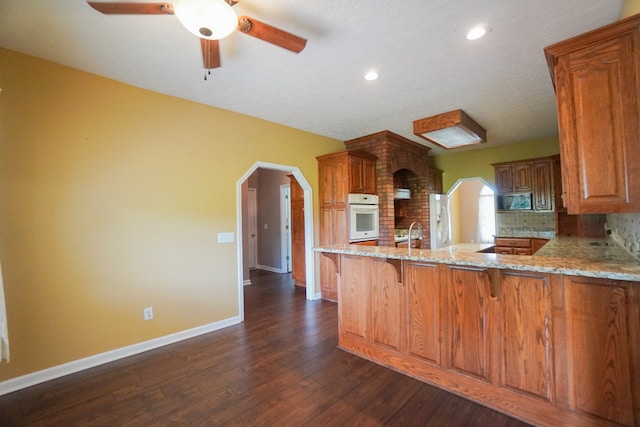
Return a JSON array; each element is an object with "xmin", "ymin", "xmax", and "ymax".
[{"xmin": 218, "ymin": 232, "xmax": 235, "ymax": 243}]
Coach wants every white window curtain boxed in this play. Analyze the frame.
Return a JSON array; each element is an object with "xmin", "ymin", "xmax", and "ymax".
[
  {"xmin": 0, "ymin": 261, "xmax": 9, "ymax": 363},
  {"xmin": 477, "ymin": 186, "xmax": 496, "ymax": 244}
]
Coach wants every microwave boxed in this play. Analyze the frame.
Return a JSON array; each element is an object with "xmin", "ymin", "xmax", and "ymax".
[{"xmin": 497, "ymin": 193, "xmax": 533, "ymax": 211}]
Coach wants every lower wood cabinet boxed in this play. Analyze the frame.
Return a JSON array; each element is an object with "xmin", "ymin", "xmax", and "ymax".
[
  {"xmin": 332, "ymin": 253, "xmax": 640, "ymax": 427},
  {"xmin": 555, "ymin": 275, "xmax": 640, "ymax": 426},
  {"xmin": 498, "ymin": 270, "xmax": 554, "ymax": 403},
  {"xmin": 405, "ymin": 262, "xmax": 443, "ymax": 366},
  {"xmin": 443, "ymin": 265, "xmax": 494, "ymax": 383}
]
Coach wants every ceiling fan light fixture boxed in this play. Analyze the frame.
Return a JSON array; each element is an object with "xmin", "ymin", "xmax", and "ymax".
[{"xmin": 174, "ymin": 0, "xmax": 238, "ymax": 40}]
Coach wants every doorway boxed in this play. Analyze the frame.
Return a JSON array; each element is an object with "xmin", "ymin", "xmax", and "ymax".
[
  {"xmin": 236, "ymin": 162, "xmax": 316, "ymax": 321},
  {"xmin": 447, "ymin": 177, "xmax": 496, "ymax": 244}
]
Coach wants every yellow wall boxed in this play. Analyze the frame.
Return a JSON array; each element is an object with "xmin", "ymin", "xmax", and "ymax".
[
  {"xmin": 430, "ymin": 137, "xmax": 560, "ymax": 193},
  {"xmin": 621, "ymin": 0, "xmax": 640, "ymax": 17},
  {"xmin": 0, "ymin": 48, "xmax": 344, "ymax": 381}
]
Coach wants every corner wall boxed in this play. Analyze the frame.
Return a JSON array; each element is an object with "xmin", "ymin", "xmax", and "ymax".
[{"xmin": 0, "ymin": 48, "xmax": 344, "ymax": 382}]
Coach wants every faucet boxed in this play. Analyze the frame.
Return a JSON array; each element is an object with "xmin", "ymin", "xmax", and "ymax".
[{"xmin": 407, "ymin": 222, "xmax": 423, "ymax": 254}]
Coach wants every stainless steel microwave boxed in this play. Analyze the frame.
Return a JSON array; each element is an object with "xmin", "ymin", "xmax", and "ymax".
[{"xmin": 497, "ymin": 193, "xmax": 533, "ymax": 211}]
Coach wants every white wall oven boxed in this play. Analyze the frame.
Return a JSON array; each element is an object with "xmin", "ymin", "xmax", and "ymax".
[{"xmin": 348, "ymin": 193, "xmax": 380, "ymax": 242}]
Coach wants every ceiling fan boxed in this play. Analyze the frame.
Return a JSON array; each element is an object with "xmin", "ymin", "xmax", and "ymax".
[{"xmin": 87, "ymin": 0, "xmax": 307, "ymax": 73}]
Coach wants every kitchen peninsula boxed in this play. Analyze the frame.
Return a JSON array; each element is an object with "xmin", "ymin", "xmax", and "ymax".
[{"xmin": 315, "ymin": 238, "xmax": 640, "ymax": 427}]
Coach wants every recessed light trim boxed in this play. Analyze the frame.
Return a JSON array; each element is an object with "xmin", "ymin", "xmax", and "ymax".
[
  {"xmin": 466, "ymin": 25, "xmax": 487, "ymax": 40},
  {"xmin": 364, "ymin": 71, "xmax": 379, "ymax": 81}
]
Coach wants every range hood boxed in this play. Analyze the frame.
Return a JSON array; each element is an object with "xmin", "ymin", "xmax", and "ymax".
[
  {"xmin": 394, "ymin": 188, "xmax": 411, "ymax": 199},
  {"xmin": 413, "ymin": 109, "xmax": 486, "ymax": 149}
]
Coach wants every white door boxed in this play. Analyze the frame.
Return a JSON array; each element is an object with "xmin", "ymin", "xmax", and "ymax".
[
  {"xmin": 248, "ymin": 188, "xmax": 258, "ymax": 269},
  {"xmin": 280, "ymin": 185, "xmax": 292, "ymax": 273}
]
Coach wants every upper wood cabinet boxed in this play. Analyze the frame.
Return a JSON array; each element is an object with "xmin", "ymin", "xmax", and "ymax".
[
  {"xmin": 318, "ymin": 150, "xmax": 377, "ymax": 207},
  {"xmin": 493, "ymin": 155, "xmax": 558, "ymax": 212},
  {"xmin": 495, "ymin": 164, "xmax": 532, "ymax": 194},
  {"xmin": 545, "ymin": 14, "xmax": 640, "ymax": 214}
]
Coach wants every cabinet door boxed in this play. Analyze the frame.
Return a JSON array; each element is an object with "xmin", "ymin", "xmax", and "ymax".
[
  {"xmin": 318, "ymin": 161, "xmax": 334, "ymax": 207},
  {"xmin": 370, "ymin": 257, "xmax": 404, "ymax": 352},
  {"xmin": 554, "ymin": 32, "xmax": 640, "ymax": 213},
  {"xmin": 532, "ymin": 161, "xmax": 553, "ymax": 211},
  {"xmin": 513, "ymin": 164, "xmax": 533, "ymax": 192},
  {"xmin": 362, "ymin": 158, "xmax": 377, "ymax": 194},
  {"xmin": 339, "ymin": 255, "xmax": 371, "ymax": 340},
  {"xmin": 498, "ymin": 271, "xmax": 554, "ymax": 403},
  {"xmin": 405, "ymin": 262, "xmax": 443, "ymax": 366},
  {"xmin": 444, "ymin": 265, "xmax": 494, "ymax": 383},
  {"xmin": 495, "ymin": 165, "xmax": 514, "ymax": 193},
  {"xmin": 556, "ymin": 276, "xmax": 639, "ymax": 426},
  {"xmin": 349, "ymin": 156, "xmax": 365, "ymax": 193}
]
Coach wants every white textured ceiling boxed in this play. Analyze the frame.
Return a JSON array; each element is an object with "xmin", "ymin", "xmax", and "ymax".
[{"xmin": 0, "ymin": 0, "xmax": 624, "ymax": 155}]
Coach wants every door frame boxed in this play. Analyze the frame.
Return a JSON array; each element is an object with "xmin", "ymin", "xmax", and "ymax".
[{"xmin": 236, "ymin": 162, "xmax": 317, "ymax": 320}]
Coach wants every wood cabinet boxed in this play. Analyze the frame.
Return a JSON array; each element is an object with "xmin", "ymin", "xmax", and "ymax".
[
  {"xmin": 405, "ymin": 262, "xmax": 443, "ymax": 366},
  {"xmin": 443, "ymin": 265, "xmax": 494, "ymax": 383},
  {"xmin": 532, "ymin": 161, "xmax": 553, "ymax": 211},
  {"xmin": 493, "ymin": 155, "xmax": 558, "ymax": 212},
  {"xmin": 332, "ymin": 252, "xmax": 640, "ymax": 426},
  {"xmin": 494, "ymin": 163, "xmax": 532, "ymax": 194},
  {"xmin": 494, "ymin": 237, "xmax": 549, "ymax": 255},
  {"xmin": 498, "ymin": 270, "xmax": 554, "ymax": 403},
  {"xmin": 318, "ymin": 150, "xmax": 377, "ymax": 301},
  {"xmin": 554, "ymin": 275, "xmax": 640, "ymax": 426},
  {"xmin": 545, "ymin": 14, "xmax": 640, "ymax": 214},
  {"xmin": 289, "ymin": 176, "xmax": 305, "ymax": 287}
]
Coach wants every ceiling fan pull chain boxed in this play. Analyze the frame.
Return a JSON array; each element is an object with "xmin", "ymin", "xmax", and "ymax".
[{"xmin": 204, "ymin": 69, "xmax": 211, "ymax": 81}]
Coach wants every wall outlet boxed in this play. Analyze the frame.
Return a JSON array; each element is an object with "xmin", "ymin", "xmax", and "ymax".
[{"xmin": 143, "ymin": 307, "xmax": 153, "ymax": 321}]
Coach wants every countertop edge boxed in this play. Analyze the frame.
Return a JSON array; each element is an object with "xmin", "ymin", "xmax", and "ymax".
[{"xmin": 314, "ymin": 239, "xmax": 640, "ymax": 282}]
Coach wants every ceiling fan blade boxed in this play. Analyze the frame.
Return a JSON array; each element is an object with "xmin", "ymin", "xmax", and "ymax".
[
  {"xmin": 87, "ymin": 2, "xmax": 174, "ymax": 15},
  {"xmin": 237, "ymin": 16, "xmax": 306, "ymax": 53},
  {"xmin": 200, "ymin": 39, "xmax": 221, "ymax": 69}
]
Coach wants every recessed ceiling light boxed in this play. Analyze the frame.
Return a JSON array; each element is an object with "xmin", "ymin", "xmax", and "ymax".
[
  {"xmin": 466, "ymin": 25, "xmax": 487, "ymax": 40},
  {"xmin": 364, "ymin": 71, "xmax": 379, "ymax": 81}
]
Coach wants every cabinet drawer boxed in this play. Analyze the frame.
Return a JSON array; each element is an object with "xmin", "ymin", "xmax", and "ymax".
[
  {"xmin": 495, "ymin": 247, "xmax": 515, "ymax": 255},
  {"xmin": 494, "ymin": 238, "xmax": 531, "ymax": 248}
]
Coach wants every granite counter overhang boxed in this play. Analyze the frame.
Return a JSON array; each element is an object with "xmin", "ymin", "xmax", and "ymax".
[{"xmin": 314, "ymin": 237, "xmax": 640, "ymax": 282}]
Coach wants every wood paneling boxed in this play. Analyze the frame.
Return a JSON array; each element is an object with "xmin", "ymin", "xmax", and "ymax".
[
  {"xmin": 498, "ymin": 271, "xmax": 554, "ymax": 403},
  {"xmin": 559, "ymin": 276, "xmax": 639, "ymax": 425},
  {"xmin": 406, "ymin": 262, "xmax": 443, "ymax": 366},
  {"xmin": 444, "ymin": 265, "xmax": 492, "ymax": 383}
]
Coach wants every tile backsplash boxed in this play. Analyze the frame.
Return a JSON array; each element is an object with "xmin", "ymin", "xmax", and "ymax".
[
  {"xmin": 496, "ymin": 212, "xmax": 556, "ymax": 236},
  {"xmin": 606, "ymin": 213, "xmax": 640, "ymax": 259}
]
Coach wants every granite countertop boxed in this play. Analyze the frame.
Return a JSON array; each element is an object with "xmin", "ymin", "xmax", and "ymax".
[{"xmin": 314, "ymin": 236, "xmax": 640, "ymax": 282}]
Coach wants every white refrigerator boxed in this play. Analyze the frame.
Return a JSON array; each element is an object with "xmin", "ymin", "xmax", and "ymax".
[{"xmin": 429, "ymin": 194, "xmax": 451, "ymax": 249}]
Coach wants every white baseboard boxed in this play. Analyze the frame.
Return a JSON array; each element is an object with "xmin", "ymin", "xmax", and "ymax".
[
  {"xmin": 256, "ymin": 265, "xmax": 284, "ymax": 274},
  {"xmin": 0, "ymin": 315, "xmax": 242, "ymax": 396}
]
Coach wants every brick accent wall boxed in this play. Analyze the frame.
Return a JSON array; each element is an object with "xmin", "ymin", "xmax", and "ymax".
[{"xmin": 344, "ymin": 131, "xmax": 443, "ymax": 247}]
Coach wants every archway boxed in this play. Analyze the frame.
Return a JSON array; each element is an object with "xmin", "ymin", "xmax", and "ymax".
[{"xmin": 235, "ymin": 162, "xmax": 316, "ymax": 321}]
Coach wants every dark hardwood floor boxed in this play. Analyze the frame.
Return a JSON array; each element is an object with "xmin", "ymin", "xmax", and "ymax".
[{"xmin": 0, "ymin": 270, "xmax": 532, "ymax": 426}]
